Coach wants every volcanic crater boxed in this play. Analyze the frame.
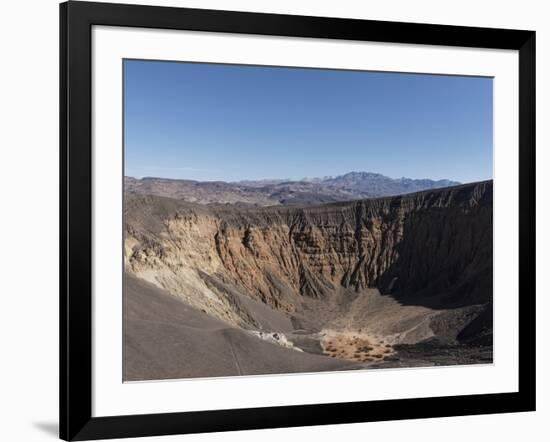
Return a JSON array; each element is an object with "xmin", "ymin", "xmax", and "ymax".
[{"xmin": 124, "ymin": 180, "xmax": 493, "ymax": 381}]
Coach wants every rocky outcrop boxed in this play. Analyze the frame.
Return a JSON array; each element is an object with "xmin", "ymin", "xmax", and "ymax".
[{"xmin": 124, "ymin": 181, "xmax": 493, "ymax": 331}]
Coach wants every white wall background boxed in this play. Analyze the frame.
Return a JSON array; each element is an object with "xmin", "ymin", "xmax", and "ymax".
[{"xmin": 0, "ymin": 0, "xmax": 547, "ymax": 441}]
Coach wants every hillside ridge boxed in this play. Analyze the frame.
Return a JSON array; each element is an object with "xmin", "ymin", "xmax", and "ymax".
[{"xmin": 125, "ymin": 171, "xmax": 463, "ymax": 206}]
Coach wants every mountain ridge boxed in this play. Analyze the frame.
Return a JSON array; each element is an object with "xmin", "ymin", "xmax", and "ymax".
[{"xmin": 125, "ymin": 171, "xmax": 463, "ymax": 206}]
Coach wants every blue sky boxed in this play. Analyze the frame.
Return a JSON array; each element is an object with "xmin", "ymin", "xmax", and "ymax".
[{"xmin": 124, "ymin": 60, "xmax": 493, "ymax": 183}]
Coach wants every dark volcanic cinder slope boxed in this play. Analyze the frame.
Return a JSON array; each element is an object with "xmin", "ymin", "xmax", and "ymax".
[
  {"xmin": 124, "ymin": 181, "xmax": 493, "ymax": 377},
  {"xmin": 125, "ymin": 273, "xmax": 356, "ymax": 381}
]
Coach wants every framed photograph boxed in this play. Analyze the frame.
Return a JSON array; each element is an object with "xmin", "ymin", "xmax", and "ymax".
[{"xmin": 60, "ymin": 1, "xmax": 536, "ymax": 440}]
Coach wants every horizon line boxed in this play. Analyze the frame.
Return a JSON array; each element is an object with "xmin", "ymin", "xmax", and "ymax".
[{"xmin": 122, "ymin": 170, "xmax": 489, "ymax": 185}]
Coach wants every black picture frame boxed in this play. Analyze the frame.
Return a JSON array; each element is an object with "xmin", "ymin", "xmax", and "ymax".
[{"xmin": 60, "ymin": 1, "xmax": 536, "ymax": 440}]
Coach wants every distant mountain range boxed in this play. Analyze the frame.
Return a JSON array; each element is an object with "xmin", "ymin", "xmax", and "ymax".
[{"xmin": 125, "ymin": 171, "xmax": 461, "ymax": 206}]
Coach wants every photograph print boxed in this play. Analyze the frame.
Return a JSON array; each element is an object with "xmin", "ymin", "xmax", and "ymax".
[{"xmin": 123, "ymin": 60, "xmax": 493, "ymax": 382}]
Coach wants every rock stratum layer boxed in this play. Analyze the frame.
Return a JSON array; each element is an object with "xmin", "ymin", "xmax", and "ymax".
[{"xmin": 124, "ymin": 180, "xmax": 493, "ymax": 379}]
